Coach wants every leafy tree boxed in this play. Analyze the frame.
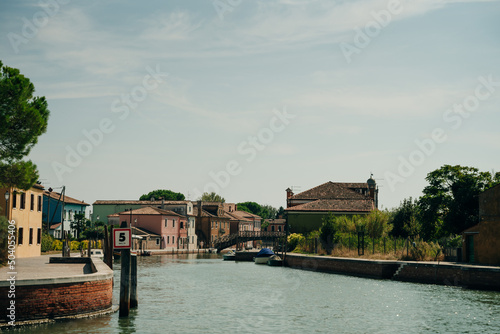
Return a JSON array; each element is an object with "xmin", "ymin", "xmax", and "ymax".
[
  {"xmin": 261, "ymin": 204, "xmax": 278, "ymax": 220},
  {"xmin": 319, "ymin": 213, "xmax": 339, "ymax": 255},
  {"xmin": 276, "ymin": 206, "xmax": 285, "ymax": 218},
  {"xmin": 71, "ymin": 213, "xmax": 89, "ymax": 240},
  {"xmin": 199, "ymin": 192, "xmax": 225, "ymax": 203},
  {"xmin": 140, "ymin": 189, "xmax": 185, "ymax": 201},
  {"xmin": 419, "ymin": 165, "xmax": 500, "ymax": 239},
  {"xmin": 0, "ymin": 61, "xmax": 50, "ymax": 190},
  {"xmin": 390, "ymin": 198, "xmax": 422, "ymax": 238},
  {"xmin": 365, "ymin": 210, "xmax": 392, "ymax": 239}
]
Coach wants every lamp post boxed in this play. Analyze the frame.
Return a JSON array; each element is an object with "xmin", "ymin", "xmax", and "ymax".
[{"xmin": 4, "ymin": 190, "xmax": 10, "ymax": 221}]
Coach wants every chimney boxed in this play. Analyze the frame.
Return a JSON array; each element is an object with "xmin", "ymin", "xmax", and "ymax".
[
  {"xmin": 161, "ymin": 197, "xmax": 165, "ymax": 210},
  {"xmin": 367, "ymin": 174, "xmax": 378, "ymax": 209},
  {"xmin": 286, "ymin": 188, "xmax": 294, "ymax": 208}
]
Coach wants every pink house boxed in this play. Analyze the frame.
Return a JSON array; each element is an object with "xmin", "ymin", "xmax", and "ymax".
[{"xmin": 118, "ymin": 206, "xmax": 187, "ymax": 250}]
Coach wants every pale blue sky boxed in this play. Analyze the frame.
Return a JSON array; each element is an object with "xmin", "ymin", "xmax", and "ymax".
[{"xmin": 1, "ymin": 0, "xmax": 499, "ymax": 213}]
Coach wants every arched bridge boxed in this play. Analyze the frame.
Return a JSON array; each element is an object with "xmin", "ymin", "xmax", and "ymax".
[{"xmin": 213, "ymin": 231, "xmax": 286, "ymax": 252}]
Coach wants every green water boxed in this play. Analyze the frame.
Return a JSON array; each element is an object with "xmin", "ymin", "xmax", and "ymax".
[{"xmin": 4, "ymin": 254, "xmax": 500, "ymax": 333}]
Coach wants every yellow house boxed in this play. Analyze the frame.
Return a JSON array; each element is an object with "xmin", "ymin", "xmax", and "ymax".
[{"xmin": 1, "ymin": 184, "xmax": 44, "ymax": 258}]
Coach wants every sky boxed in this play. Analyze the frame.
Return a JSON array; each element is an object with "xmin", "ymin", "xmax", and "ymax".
[{"xmin": 1, "ymin": 0, "xmax": 499, "ymax": 215}]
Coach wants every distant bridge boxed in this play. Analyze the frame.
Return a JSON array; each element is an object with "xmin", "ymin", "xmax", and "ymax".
[{"xmin": 213, "ymin": 231, "xmax": 286, "ymax": 252}]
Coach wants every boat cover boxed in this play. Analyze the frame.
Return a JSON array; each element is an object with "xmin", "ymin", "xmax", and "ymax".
[{"xmin": 255, "ymin": 248, "xmax": 274, "ymax": 257}]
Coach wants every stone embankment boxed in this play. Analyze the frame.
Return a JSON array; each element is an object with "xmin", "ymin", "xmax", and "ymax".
[{"xmin": 284, "ymin": 253, "xmax": 500, "ymax": 291}]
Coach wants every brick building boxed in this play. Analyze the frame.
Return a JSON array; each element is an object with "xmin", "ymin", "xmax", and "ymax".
[{"xmin": 462, "ymin": 183, "xmax": 500, "ymax": 265}]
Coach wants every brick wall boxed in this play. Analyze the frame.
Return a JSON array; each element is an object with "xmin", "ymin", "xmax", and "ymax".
[{"xmin": 0, "ymin": 278, "xmax": 112, "ymax": 322}]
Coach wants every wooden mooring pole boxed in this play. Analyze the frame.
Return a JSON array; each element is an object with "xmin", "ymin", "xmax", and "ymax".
[
  {"xmin": 130, "ymin": 254, "xmax": 138, "ymax": 308},
  {"xmin": 119, "ymin": 247, "xmax": 131, "ymax": 317}
]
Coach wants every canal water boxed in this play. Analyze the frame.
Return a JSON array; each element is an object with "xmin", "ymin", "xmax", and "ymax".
[{"xmin": 5, "ymin": 254, "xmax": 500, "ymax": 333}]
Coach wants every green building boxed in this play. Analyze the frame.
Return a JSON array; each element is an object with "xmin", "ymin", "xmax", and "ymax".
[{"xmin": 285, "ymin": 176, "xmax": 378, "ymax": 234}]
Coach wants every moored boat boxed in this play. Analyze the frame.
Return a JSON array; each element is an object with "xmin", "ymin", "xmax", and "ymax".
[
  {"xmin": 267, "ymin": 254, "xmax": 283, "ymax": 266},
  {"xmin": 223, "ymin": 250, "xmax": 236, "ymax": 261},
  {"xmin": 253, "ymin": 248, "xmax": 274, "ymax": 264}
]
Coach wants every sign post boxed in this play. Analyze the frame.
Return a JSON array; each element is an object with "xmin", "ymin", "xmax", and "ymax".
[{"xmin": 115, "ymin": 228, "xmax": 131, "ymax": 317}]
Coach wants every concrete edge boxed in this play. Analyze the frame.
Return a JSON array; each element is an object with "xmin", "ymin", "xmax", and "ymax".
[
  {"xmin": 0, "ymin": 305, "xmax": 118, "ymax": 328},
  {"xmin": 0, "ymin": 258, "xmax": 113, "ymax": 287}
]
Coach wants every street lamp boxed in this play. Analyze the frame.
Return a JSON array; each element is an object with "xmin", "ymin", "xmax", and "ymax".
[{"xmin": 4, "ymin": 191, "xmax": 10, "ymax": 220}]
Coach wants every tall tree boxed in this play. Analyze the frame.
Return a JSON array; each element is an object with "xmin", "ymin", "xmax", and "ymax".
[
  {"xmin": 390, "ymin": 198, "xmax": 422, "ymax": 238},
  {"xmin": 0, "ymin": 61, "xmax": 49, "ymax": 190},
  {"xmin": 140, "ymin": 189, "xmax": 185, "ymax": 201},
  {"xmin": 419, "ymin": 165, "xmax": 500, "ymax": 239},
  {"xmin": 199, "ymin": 192, "xmax": 225, "ymax": 203}
]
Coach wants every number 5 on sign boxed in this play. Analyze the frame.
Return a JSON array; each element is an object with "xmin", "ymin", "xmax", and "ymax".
[{"xmin": 114, "ymin": 228, "xmax": 131, "ymax": 249}]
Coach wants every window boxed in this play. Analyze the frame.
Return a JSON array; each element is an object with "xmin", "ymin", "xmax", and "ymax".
[
  {"xmin": 156, "ymin": 238, "xmax": 160, "ymax": 245},
  {"xmin": 189, "ymin": 206, "xmax": 191, "ymax": 213},
  {"xmin": 180, "ymin": 221, "xmax": 184, "ymax": 229},
  {"xmin": 30, "ymin": 194, "xmax": 35, "ymax": 211},
  {"xmin": 278, "ymin": 226, "xmax": 282, "ymax": 232},
  {"xmin": 29, "ymin": 228, "xmax": 33, "ymax": 245},
  {"xmin": 12, "ymin": 193, "xmax": 17, "ymax": 209},
  {"xmin": 18, "ymin": 227, "xmax": 23, "ymax": 245},
  {"xmin": 20, "ymin": 193, "xmax": 26, "ymax": 209},
  {"xmin": 173, "ymin": 220, "xmax": 175, "ymax": 228},
  {"xmin": 192, "ymin": 236, "xmax": 194, "ymax": 243},
  {"xmin": 272, "ymin": 226, "xmax": 275, "ymax": 232},
  {"xmin": 167, "ymin": 236, "xmax": 170, "ymax": 244},
  {"xmin": 172, "ymin": 236, "xmax": 175, "ymax": 244},
  {"xmin": 37, "ymin": 195, "xmax": 42, "ymax": 212},
  {"xmin": 165, "ymin": 219, "xmax": 168, "ymax": 227},
  {"xmin": 37, "ymin": 228, "xmax": 41, "ymax": 244}
]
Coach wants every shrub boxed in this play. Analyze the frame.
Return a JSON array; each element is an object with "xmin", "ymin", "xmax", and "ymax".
[
  {"xmin": 52, "ymin": 239, "xmax": 63, "ymax": 251},
  {"xmin": 41, "ymin": 233, "xmax": 54, "ymax": 252},
  {"xmin": 287, "ymin": 233, "xmax": 304, "ymax": 252},
  {"xmin": 402, "ymin": 239, "xmax": 443, "ymax": 261},
  {"xmin": 0, "ymin": 217, "xmax": 8, "ymax": 265}
]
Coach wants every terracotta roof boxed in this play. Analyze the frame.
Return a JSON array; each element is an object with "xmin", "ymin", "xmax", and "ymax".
[
  {"xmin": 286, "ymin": 199, "xmax": 374, "ymax": 212},
  {"xmin": 45, "ymin": 191, "xmax": 89, "ymax": 206},
  {"xmin": 94, "ymin": 200, "xmax": 190, "ymax": 205},
  {"xmin": 290, "ymin": 181, "xmax": 369, "ymax": 201},
  {"xmin": 131, "ymin": 226, "xmax": 160, "ymax": 238},
  {"xmin": 117, "ymin": 206, "xmax": 182, "ymax": 217},
  {"xmin": 228, "ymin": 210, "xmax": 262, "ymax": 221},
  {"xmin": 50, "ymin": 223, "xmax": 62, "ymax": 230}
]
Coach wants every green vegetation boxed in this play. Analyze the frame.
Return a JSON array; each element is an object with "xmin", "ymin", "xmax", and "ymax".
[
  {"xmin": 0, "ymin": 216, "xmax": 9, "ymax": 265},
  {"xmin": 236, "ymin": 201, "xmax": 279, "ymax": 219},
  {"xmin": 140, "ymin": 189, "xmax": 185, "ymax": 201},
  {"xmin": 0, "ymin": 60, "xmax": 50, "ymax": 190},
  {"xmin": 199, "ymin": 192, "xmax": 225, "ymax": 203}
]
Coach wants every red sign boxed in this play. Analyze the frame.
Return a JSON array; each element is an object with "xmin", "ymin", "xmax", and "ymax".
[{"xmin": 114, "ymin": 228, "xmax": 131, "ymax": 249}]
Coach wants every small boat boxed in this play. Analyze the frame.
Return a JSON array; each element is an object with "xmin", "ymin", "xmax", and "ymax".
[
  {"xmin": 139, "ymin": 250, "xmax": 152, "ymax": 256},
  {"xmin": 267, "ymin": 254, "xmax": 283, "ymax": 266},
  {"xmin": 254, "ymin": 248, "xmax": 274, "ymax": 264},
  {"xmin": 223, "ymin": 250, "xmax": 236, "ymax": 261}
]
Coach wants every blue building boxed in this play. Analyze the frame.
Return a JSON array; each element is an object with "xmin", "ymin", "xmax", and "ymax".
[{"xmin": 43, "ymin": 190, "xmax": 90, "ymax": 239}]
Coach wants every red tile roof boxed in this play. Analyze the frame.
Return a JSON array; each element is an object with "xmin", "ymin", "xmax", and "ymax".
[
  {"xmin": 286, "ymin": 199, "xmax": 374, "ymax": 212},
  {"xmin": 290, "ymin": 181, "xmax": 369, "ymax": 201},
  {"xmin": 117, "ymin": 206, "xmax": 183, "ymax": 217},
  {"xmin": 94, "ymin": 200, "xmax": 190, "ymax": 205},
  {"xmin": 45, "ymin": 191, "xmax": 89, "ymax": 206}
]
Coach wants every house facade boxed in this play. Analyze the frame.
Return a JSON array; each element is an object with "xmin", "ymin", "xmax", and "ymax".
[
  {"xmin": 43, "ymin": 190, "xmax": 89, "ymax": 239},
  {"xmin": 462, "ymin": 184, "xmax": 500, "ymax": 265},
  {"xmin": 118, "ymin": 207, "xmax": 187, "ymax": 250},
  {"xmin": 194, "ymin": 201, "xmax": 231, "ymax": 248},
  {"xmin": 1, "ymin": 184, "xmax": 44, "ymax": 258},
  {"xmin": 285, "ymin": 176, "xmax": 378, "ymax": 234}
]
